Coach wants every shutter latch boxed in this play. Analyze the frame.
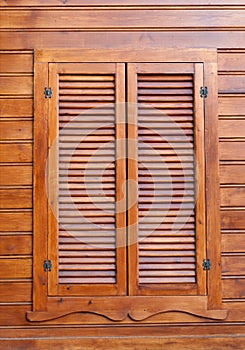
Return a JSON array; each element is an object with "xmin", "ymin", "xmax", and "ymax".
[
  {"xmin": 43, "ymin": 260, "xmax": 52, "ymax": 272},
  {"xmin": 44, "ymin": 87, "xmax": 52, "ymax": 98},
  {"xmin": 203, "ymin": 258, "xmax": 211, "ymax": 270},
  {"xmin": 200, "ymin": 86, "xmax": 208, "ymax": 98}
]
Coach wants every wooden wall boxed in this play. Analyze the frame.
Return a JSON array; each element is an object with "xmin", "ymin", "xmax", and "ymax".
[{"xmin": 0, "ymin": 1, "xmax": 245, "ymax": 348}]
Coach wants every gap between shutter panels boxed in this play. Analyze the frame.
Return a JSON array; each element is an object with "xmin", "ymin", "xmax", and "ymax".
[
  {"xmin": 137, "ymin": 73, "xmax": 196, "ymax": 284},
  {"xmin": 58, "ymin": 73, "xmax": 117, "ymax": 285}
]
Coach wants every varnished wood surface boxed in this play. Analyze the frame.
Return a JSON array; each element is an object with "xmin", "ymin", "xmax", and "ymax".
[
  {"xmin": 0, "ymin": 3, "xmax": 245, "ymax": 348},
  {"xmin": 0, "ymin": 336, "xmax": 245, "ymax": 350},
  {"xmin": 2, "ymin": 0, "xmax": 245, "ymax": 6},
  {"xmin": 1, "ymin": 9, "xmax": 245, "ymax": 30},
  {"xmin": 2, "ymin": 32, "xmax": 245, "ymax": 50}
]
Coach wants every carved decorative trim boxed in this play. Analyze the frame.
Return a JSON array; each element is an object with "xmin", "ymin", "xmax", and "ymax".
[{"xmin": 27, "ymin": 296, "xmax": 228, "ymax": 322}]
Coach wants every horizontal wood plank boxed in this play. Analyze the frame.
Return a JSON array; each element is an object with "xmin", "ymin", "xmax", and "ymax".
[
  {"xmin": 0, "ymin": 305, "xmax": 31, "ymax": 326},
  {"xmin": 219, "ymin": 97, "xmax": 245, "ymax": 116},
  {"xmin": 0, "ymin": 189, "xmax": 32, "ymax": 209},
  {"xmin": 218, "ymin": 52, "xmax": 245, "ymax": 72},
  {"xmin": 0, "ymin": 165, "xmax": 32, "ymax": 186},
  {"xmin": 0, "ymin": 98, "xmax": 33, "ymax": 117},
  {"xmin": 220, "ymin": 165, "xmax": 245, "ymax": 184},
  {"xmin": 218, "ymin": 75, "xmax": 245, "ymax": 94},
  {"xmin": 222, "ymin": 234, "xmax": 245, "ymax": 253},
  {"xmin": 219, "ymin": 142, "xmax": 245, "ymax": 160},
  {"xmin": 0, "ymin": 76, "xmax": 32, "ymax": 96},
  {"xmin": 221, "ymin": 187, "xmax": 245, "ymax": 207},
  {"xmin": 222, "ymin": 256, "xmax": 245, "ymax": 276},
  {"xmin": 219, "ymin": 120, "xmax": 245, "ymax": 138},
  {"xmin": 2, "ymin": 0, "xmax": 245, "ymax": 5},
  {"xmin": 0, "ymin": 121, "xmax": 32, "ymax": 140},
  {"xmin": 0, "ymin": 258, "xmax": 32, "ymax": 279},
  {"xmin": 0, "ymin": 324, "xmax": 245, "ymax": 338},
  {"xmin": 1, "ymin": 336, "xmax": 245, "ymax": 350},
  {"xmin": 0, "ymin": 234, "xmax": 32, "ymax": 255},
  {"xmin": 0, "ymin": 53, "xmax": 33, "ymax": 73},
  {"xmin": 0, "ymin": 282, "xmax": 31, "ymax": 302},
  {"xmin": 0, "ymin": 143, "xmax": 32, "ymax": 162},
  {"xmin": 0, "ymin": 211, "xmax": 32, "ymax": 232},
  {"xmin": 222, "ymin": 279, "xmax": 245, "ymax": 299},
  {"xmin": 221, "ymin": 210, "xmax": 245, "ymax": 230},
  {"xmin": 221, "ymin": 302, "xmax": 245, "ymax": 321},
  {"xmin": 1, "ymin": 10, "xmax": 245, "ymax": 29},
  {"xmin": 1, "ymin": 32, "xmax": 245, "ymax": 51}
]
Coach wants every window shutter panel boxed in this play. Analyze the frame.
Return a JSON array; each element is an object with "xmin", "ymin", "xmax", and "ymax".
[
  {"xmin": 48, "ymin": 63, "xmax": 126, "ymax": 296},
  {"xmin": 128, "ymin": 63, "xmax": 206, "ymax": 296}
]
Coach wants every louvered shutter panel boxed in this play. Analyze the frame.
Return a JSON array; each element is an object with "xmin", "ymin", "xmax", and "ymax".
[
  {"xmin": 48, "ymin": 63, "xmax": 126, "ymax": 296},
  {"xmin": 128, "ymin": 63, "xmax": 206, "ymax": 296}
]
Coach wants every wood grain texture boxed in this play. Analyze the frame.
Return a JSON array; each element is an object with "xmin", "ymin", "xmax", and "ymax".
[
  {"xmin": 32, "ymin": 62, "xmax": 48, "ymax": 311},
  {"xmin": 0, "ymin": 76, "xmax": 32, "ymax": 96},
  {"xmin": 0, "ymin": 143, "xmax": 32, "ymax": 163},
  {"xmin": 221, "ymin": 187, "xmax": 245, "ymax": 207},
  {"xmin": 220, "ymin": 142, "xmax": 245, "ymax": 160},
  {"xmin": 218, "ymin": 52, "xmax": 245, "ymax": 72},
  {"xmin": 222, "ymin": 234, "xmax": 245, "ymax": 253},
  {"xmin": 2, "ymin": 0, "xmax": 245, "ymax": 5},
  {"xmin": 218, "ymin": 75, "xmax": 245, "ymax": 94},
  {"xmin": 1, "ymin": 10, "xmax": 245, "ymax": 30},
  {"xmin": 0, "ymin": 282, "xmax": 31, "ymax": 302},
  {"xmin": 222, "ymin": 256, "xmax": 245, "ymax": 276},
  {"xmin": 222, "ymin": 279, "xmax": 245, "ymax": 299},
  {"xmin": 0, "ymin": 258, "xmax": 32, "ymax": 279},
  {"xmin": 219, "ymin": 120, "xmax": 245, "ymax": 138},
  {"xmin": 221, "ymin": 211, "xmax": 245, "ymax": 229},
  {"xmin": 0, "ymin": 98, "xmax": 33, "ymax": 117},
  {"xmin": 0, "ymin": 235, "xmax": 32, "ymax": 255},
  {"xmin": 220, "ymin": 164, "xmax": 245, "ymax": 184},
  {"xmin": 0, "ymin": 324, "xmax": 244, "ymax": 337},
  {"xmin": 0, "ymin": 165, "xmax": 32, "ymax": 186},
  {"xmin": 219, "ymin": 96, "xmax": 245, "ymax": 116},
  {"xmin": 2, "ymin": 32, "xmax": 245, "ymax": 51},
  {"xmin": 0, "ymin": 211, "xmax": 32, "ymax": 232},
  {"xmin": 204, "ymin": 60, "xmax": 223, "ymax": 309},
  {"xmin": 0, "ymin": 1, "xmax": 245, "ymax": 342},
  {"xmin": 0, "ymin": 53, "xmax": 33, "ymax": 73},
  {"xmin": 0, "ymin": 336, "xmax": 245, "ymax": 350},
  {"xmin": 0, "ymin": 121, "xmax": 32, "ymax": 140}
]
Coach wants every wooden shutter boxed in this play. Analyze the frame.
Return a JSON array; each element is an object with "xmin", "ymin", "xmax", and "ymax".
[
  {"xmin": 29, "ymin": 49, "xmax": 226, "ymax": 322},
  {"xmin": 48, "ymin": 63, "xmax": 126, "ymax": 296},
  {"xmin": 127, "ymin": 63, "xmax": 206, "ymax": 296}
]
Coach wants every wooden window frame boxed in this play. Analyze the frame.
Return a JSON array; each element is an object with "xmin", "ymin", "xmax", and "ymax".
[{"xmin": 27, "ymin": 49, "xmax": 227, "ymax": 322}]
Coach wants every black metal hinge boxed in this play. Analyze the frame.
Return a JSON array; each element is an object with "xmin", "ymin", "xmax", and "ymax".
[
  {"xmin": 200, "ymin": 86, "xmax": 208, "ymax": 98},
  {"xmin": 44, "ymin": 87, "xmax": 52, "ymax": 98},
  {"xmin": 43, "ymin": 260, "xmax": 52, "ymax": 272},
  {"xmin": 203, "ymin": 258, "xmax": 211, "ymax": 271}
]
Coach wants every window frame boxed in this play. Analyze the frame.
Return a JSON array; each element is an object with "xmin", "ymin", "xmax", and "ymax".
[{"xmin": 27, "ymin": 48, "xmax": 227, "ymax": 322}]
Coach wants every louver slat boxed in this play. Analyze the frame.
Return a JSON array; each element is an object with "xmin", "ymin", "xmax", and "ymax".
[
  {"xmin": 48, "ymin": 63, "xmax": 126, "ymax": 296},
  {"xmin": 128, "ymin": 63, "xmax": 206, "ymax": 296}
]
